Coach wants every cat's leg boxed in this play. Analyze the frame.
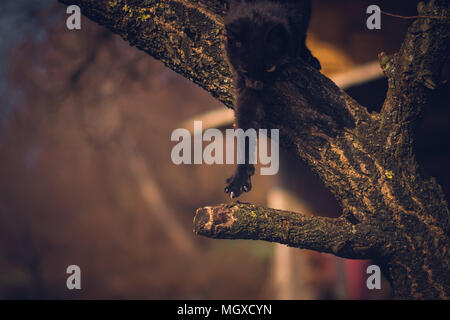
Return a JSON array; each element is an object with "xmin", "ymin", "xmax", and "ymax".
[
  {"xmin": 224, "ymin": 137, "xmax": 256, "ymax": 199},
  {"xmin": 224, "ymin": 92, "xmax": 259, "ymax": 199}
]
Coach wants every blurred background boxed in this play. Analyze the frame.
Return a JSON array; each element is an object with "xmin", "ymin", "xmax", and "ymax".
[{"xmin": 0, "ymin": 0, "xmax": 448, "ymax": 299}]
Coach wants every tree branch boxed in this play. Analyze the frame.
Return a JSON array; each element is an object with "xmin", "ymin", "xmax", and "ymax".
[
  {"xmin": 380, "ymin": 0, "xmax": 450, "ymax": 123},
  {"xmin": 59, "ymin": 0, "xmax": 234, "ymax": 107},
  {"xmin": 194, "ymin": 202, "xmax": 381, "ymax": 259}
]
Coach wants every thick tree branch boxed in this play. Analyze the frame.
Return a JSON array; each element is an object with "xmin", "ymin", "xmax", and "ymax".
[
  {"xmin": 194, "ymin": 202, "xmax": 382, "ymax": 259},
  {"xmin": 59, "ymin": 0, "xmax": 234, "ymax": 106},
  {"xmin": 380, "ymin": 0, "xmax": 450, "ymax": 124}
]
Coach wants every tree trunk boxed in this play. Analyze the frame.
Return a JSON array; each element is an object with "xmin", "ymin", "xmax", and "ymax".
[{"xmin": 59, "ymin": 0, "xmax": 450, "ymax": 299}]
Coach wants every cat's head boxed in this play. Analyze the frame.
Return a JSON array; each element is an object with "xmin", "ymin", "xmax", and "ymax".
[{"xmin": 225, "ymin": 16, "xmax": 291, "ymax": 91}]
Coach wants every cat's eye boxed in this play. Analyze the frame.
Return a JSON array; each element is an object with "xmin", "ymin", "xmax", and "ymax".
[{"xmin": 266, "ymin": 65, "xmax": 277, "ymax": 73}]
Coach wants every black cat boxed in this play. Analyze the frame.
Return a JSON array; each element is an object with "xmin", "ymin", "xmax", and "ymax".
[{"xmin": 224, "ymin": 0, "xmax": 320, "ymax": 199}]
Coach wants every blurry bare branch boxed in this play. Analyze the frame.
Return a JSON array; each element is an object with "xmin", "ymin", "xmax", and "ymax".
[{"xmin": 121, "ymin": 132, "xmax": 199, "ymax": 256}]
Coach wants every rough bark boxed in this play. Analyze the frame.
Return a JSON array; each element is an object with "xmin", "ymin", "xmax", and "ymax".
[{"xmin": 58, "ymin": 0, "xmax": 450, "ymax": 299}]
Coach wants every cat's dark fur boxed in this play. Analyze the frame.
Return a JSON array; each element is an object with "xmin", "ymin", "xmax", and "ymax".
[{"xmin": 224, "ymin": 0, "xmax": 320, "ymax": 198}]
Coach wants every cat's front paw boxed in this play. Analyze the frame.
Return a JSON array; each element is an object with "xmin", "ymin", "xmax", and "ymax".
[
  {"xmin": 224, "ymin": 174, "xmax": 252, "ymax": 199},
  {"xmin": 224, "ymin": 166, "xmax": 254, "ymax": 199}
]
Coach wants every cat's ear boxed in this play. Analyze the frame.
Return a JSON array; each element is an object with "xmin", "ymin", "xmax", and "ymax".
[
  {"xmin": 228, "ymin": 0, "xmax": 244, "ymax": 11},
  {"xmin": 229, "ymin": 0, "xmax": 244, "ymax": 6},
  {"xmin": 225, "ymin": 22, "xmax": 244, "ymax": 42},
  {"xmin": 264, "ymin": 23, "xmax": 290, "ymax": 55},
  {"xmin": 264, "ymin": 23, "xmax": 289, "ymax": 48},
  {"xmin": 225, "ymin": 24, "xmax": 238, "ymax": 40}
]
